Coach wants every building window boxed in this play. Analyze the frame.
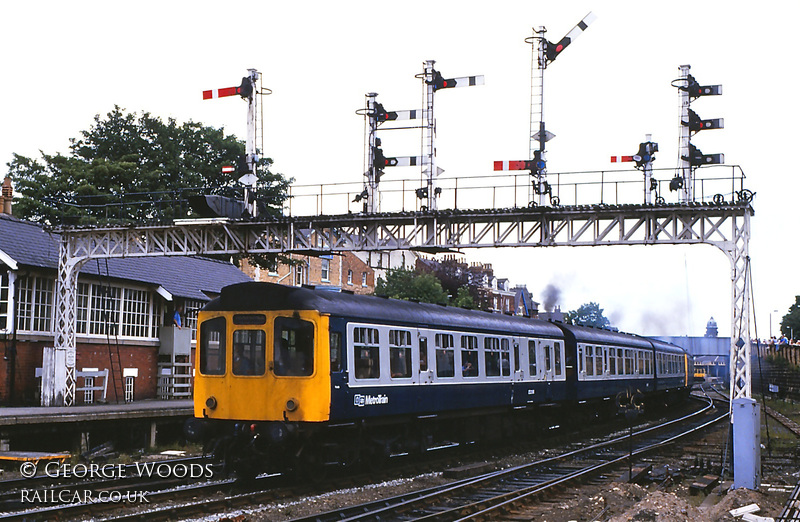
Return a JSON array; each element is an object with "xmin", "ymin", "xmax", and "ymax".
[
  {"xmin": 90, "ymin": 285, "xmax": 121, "ymax": 336},
  {"xmin": 125, "ymin": 376, "xmax": 135, "ymax": 402},
  {"xmin": 361, "ymin": 272, "xmax": 367, "ymax": 287},
  {"xmin": 183, "ymin": 299, "xmax": 202, "ymax": 341},
  {"xmin": 321, "ymin": 258, "xmax": 330, "ymax": 282},
  {"xmin": 347, "ymin": 270, "xmax": 353, "ymax": 285},
  {"xmin": 295, "ymin": 265, "xmax": 306, "ymax": 286},
  {"xmin": 0, "ymin": 271, "xmax": 9, "ymax": 332},
  {"xmin": 122, "ymin": 288, "xmax": 151, "ymax": 338},
  {"xmin": 16, "ymin": 275, "xmax": 54, "ymax": 333}
]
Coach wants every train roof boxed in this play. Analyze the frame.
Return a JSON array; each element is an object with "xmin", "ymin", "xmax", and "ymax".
[
  {"xmin": 209, "ymin": 282, "xmax": 565, "ymax": 338},
  {"xmin": 648, "ymin": 337, "xmax": 689, "ymax": 355},
  {"xmin": 556, "ymin": 322, "xmax": 654, "ymax": 349}
]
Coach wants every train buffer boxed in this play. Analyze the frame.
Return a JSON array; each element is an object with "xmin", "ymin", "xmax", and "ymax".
[{"xmin": 0, "ymin": 450, "xmax": 70, "ymax": 467}]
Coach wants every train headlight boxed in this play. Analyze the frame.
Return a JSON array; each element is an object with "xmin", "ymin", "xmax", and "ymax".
[
  {"xmin": 205, "ymin": 396, "xmax": 218, "ymax": 410},
  {"xmin": 285, "ymin": 398, "xmax": 299, "ymax": 412}
]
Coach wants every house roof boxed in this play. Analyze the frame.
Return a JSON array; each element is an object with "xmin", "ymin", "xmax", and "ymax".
[{"xmin": 0, "ymin": 213, "xmax": 251, "ymax": 301}]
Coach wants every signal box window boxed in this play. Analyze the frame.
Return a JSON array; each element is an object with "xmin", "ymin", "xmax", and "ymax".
[
  {"xmin": 274, "ymin": 317, "xmax": 314, "ymax": 377},
  {"xmin": 435, "ymin": 333, "xmax": 455, "ymax": 378},
  {"xmin": 389, "ymin": 330, "xmax": 412, "ymax": 378},
  {"xmin": 485, "ymin": 337, "xmax": 501, "ymax": 376},
  {"xmin": 233, "ymin": 329, "xmax": 266, "ymax": 376},
  {"xmin": 461, "ymin": 335, "xmax": 479, "ymax": 377},
  {"xmin": 330, "ymin": 332, "xmax": 342, "ymax": 372},
  {"xmin": 199, "ymin": 317, "xmax": 226, "ymax": 375},
  {"xmin": 353, "ymin": 327, "xmax": 380, "ymax": 379}
]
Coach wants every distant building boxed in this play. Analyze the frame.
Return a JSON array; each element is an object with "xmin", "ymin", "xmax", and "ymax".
[
  {"xmin": 705, "ymin": 317, "xmax": 718, "ymax": 337},
  {"xmin": 242, "ymin": 251, "xmax": 376, "ymax": 295}
]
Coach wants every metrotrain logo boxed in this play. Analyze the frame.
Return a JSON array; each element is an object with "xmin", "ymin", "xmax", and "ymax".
[{"xmin": 354, "ymin": 394, "xmax": 389, "ymax": 407}]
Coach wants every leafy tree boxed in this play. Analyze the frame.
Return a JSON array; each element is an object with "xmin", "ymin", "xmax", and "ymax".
[
  {"xmin": 7, "ymin": 106, "xmax": 291, "ymax": 226},
  {"xmin": 451, "ymin": 286, "xmax": 476, "ymax": 309},
  {"xmin": 780, "ymin": 296, "xmax": 800, "ymax": 340},
  {"xmin": 417, "ymin": 256, "xmax": 481, "ymax": 305},
  {"xmin": 565, "ymin": 302, "xmax": 612, "ymax": 328},
  {"xmin": 374, "ymin": 268, "xmax": 449, "ymax": 304}
]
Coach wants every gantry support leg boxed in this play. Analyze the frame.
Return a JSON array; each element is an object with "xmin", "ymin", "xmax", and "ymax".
[{"xmin": 42, "ymin": 236, "xmax": 86, "ymax": 406}]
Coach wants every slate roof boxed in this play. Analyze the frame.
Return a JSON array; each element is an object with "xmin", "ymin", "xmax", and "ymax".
[{"xmin": 0, "ymin": 213, "xmax": 251, "ymax": 301}]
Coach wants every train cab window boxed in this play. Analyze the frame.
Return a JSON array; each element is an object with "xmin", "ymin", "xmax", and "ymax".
[
  {"xmin": 232, "ymin": 329, "xmax": 266, "ymax": 376},
  {"xmin": 461, "ymin": 335, "xmax": 479, "ymax": 377},
  {"xmin": 435, "ymin": 333, "xmax": 455, "ymax": 378},
  {"xmin": 528, "ymin": 340, "xmax": 537, "ymax": 377},
  {"xmin": 199, "ymin": 317, "xmax": 226, "ymax": 375},
  {"xmin": 485, "ymin": 337, "xmax": 501, "ymax": 377},
  {"xmin": 274, "ymin": 317, "xmax": 314, "ymax": 377},
  {"xmin": 330, "ymin": 332, "xmax": 342, "ymax": 372},
  {"xmin": 554, "ymin": 342, "xmax": 563, "ymax": 377},
  {"xmin": 389, "ymin": 330, "xmax": 412, "ymax": 378},
  {"xmin": 353, "ymin": 327, "xmax": 380, "ymax": 379}
]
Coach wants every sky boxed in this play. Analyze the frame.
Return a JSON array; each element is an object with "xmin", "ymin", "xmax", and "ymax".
[{"xmin": 1, "ymin": 1, "xmax": 798, "ymax": 339}]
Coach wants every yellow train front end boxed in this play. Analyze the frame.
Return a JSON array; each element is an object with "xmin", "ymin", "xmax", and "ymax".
[{"xmin": 187, "ymin": 307, "xmax": 331, "ymax": 477}]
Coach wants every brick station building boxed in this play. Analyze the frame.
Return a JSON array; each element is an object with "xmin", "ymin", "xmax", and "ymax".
[{"xmin": 0, "ymin": 203, "xmax": 251, "ymax": 406}]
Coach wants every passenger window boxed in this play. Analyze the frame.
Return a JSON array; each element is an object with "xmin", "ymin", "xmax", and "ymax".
[
  {"xmin": 232, "ymin": 329, "xmax": 266, "ymax": 376},
  {"xmin": 595, "ymin": 346, "xmax": 603, "ymax": 376},
  {"xmin": 586, "ymin": 346, "xmax": 594, "ymax": 376},
  {"xmin": 608, "ymin": 348, "xmax": 617, "ymax": 375},
  {"xmin": 528, "ymin": 340, "xmax": 537, "ymax": 377},
  {"xmin": 274, "ymin": 317, "xmax": 314, "ymax": 377},
  {"xmin": 500, "ymin": 339, "xmax": 510, "ymax": 377},
  {"xmin": 389, "ymin": 330, "xmax": 412, "ymax": 378},
  {"xmin": 352, "ymin": 327, "xmax": 380, "ymax": 379},
  {"xmin": 419, "ymin": 337, "xmax": 428, "ymax": 371},
  {"xmin": 199, "ymin": 317, "xmax": 226, "ymax": 375},
  {"xmin": 554, "ymin": 342, "xmax": 562, "ymax": 376},
  {"xmin": 330, "ymin": 332, "xmax": 342, "ymax": 372},
  {"xmin": 485, "ymin": 337, "xmax": 500, "ymax": 376},
  {"xmin": 544, "ymin": 343, "xmax": 552, "ymax": 373},
  {"xmin": 461, "ymin": 335, "xmax": 479, "ymax": 377},
  {"xmin": 435, "ymin": 333, "xmax": 455, "ymax": 378}
]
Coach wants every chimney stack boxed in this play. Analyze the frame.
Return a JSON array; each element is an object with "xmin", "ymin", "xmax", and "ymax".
[{"xmin": 1, "ymin": 177, "xmax": 12, "ymax": 215}]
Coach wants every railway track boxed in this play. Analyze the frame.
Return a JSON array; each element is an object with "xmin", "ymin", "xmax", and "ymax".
[
  {"xmin": 0, "ymin": 392, "xmax": 729, "ymax": 521},
  {"xmin": 286, "ymin": 392, "xmax": 726, "ymax": 521}
]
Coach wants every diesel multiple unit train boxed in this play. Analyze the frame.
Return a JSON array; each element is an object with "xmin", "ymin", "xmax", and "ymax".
[{"xmin": 186, "ymin": 282, "xmax": 692, "ymax": 476}]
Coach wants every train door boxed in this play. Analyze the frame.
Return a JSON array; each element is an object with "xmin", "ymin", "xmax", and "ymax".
[
  {"xmin": 418, "ymin": 333, "xmax": 433, "ymax": 384},
  {"xmin": 541, "ymin": 340, "xmax": 554, "ymax": 400}
]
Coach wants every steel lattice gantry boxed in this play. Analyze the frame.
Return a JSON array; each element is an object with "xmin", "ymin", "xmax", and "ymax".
[{"xmin": 47, "ymin": 202, "xmax": 753, "ymax": 406}]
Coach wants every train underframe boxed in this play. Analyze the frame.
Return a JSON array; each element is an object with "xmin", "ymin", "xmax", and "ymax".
[{"xmin": 185, "ymin": 388, "xmax": 689, "ymax": 480}]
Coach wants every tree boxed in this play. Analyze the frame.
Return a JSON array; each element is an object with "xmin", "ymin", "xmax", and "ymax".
[
  {"xmin": 780, "ymin": 296, "xmax": 800, "ymax": 340},
  {"xmin": 565, "ymin": 302, "xmax": 612, "ymax": 328},
  {"xmin": 451, "ymin": 286, "xmax": 476, "ymax": 309},
  {"xmin": 374, "ymin": 268, "xmax": 449, "ymax": 304},
  {"xmin": 7, "ymin": 106, "xmax": 291, "ymax": 226}
]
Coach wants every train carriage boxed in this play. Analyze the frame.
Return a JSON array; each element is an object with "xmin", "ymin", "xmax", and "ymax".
[{"xmin": 188, "ymin": 281, "xmax": 692, "ymax": 476}]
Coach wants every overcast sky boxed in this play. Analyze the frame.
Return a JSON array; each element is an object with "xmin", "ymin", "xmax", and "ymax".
[{"xmin": 2, "ymin": 1, "xmax": 797, "ymax": 339}]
